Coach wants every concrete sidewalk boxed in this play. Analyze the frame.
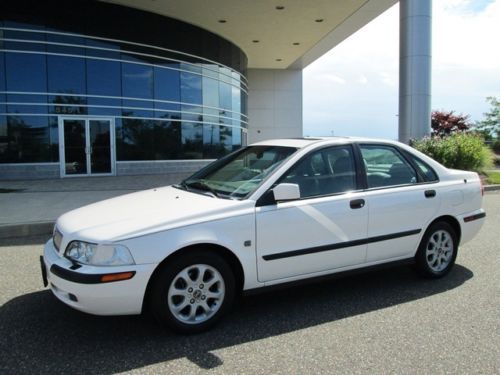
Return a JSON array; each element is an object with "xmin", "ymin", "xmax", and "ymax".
[
  {"xmin": 0, "ymin": 173, "xmax": 189, "ymax": 239},
  {"xmin": 1, "ymin": 174, "xmax": 499, "ymax": 239}
]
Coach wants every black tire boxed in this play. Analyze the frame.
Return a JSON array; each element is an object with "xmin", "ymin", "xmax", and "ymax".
[
  {"xmin": 149, "ymin": 249, "xmax": 235, "ymax": 334},
  {"xmin": 415, "ymin": 221, "xmax": 458, "ymax": 278}
]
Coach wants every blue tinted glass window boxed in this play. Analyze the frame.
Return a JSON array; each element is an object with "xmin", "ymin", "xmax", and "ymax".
[
  {"xmin": 47, "ymin": 55, "xmax": 86, "ymax": 94},
  {"xmin": 122, "ymin": 99, "xmax": 154, "ymax": 118},
  {"xmin": 232, "ymin": 128, "xmax": 242, "ymax": 151},
  {"xmin": 203, "ymin": 124, "xmax": 221, "ymax": 158},
  {"xmin": 49, "ymin": 117, "xmax": 59, "ymax": 162},
  {"xmin": 87, "ymin": 97, "xmax": 121, "ymax": 116},
  {"xmin": 154, "ymin": 66, "xmax": 180, "ymax": 101},
  {"xmin": 220, "ymin": 126, "xmax": 233, "ymax": 152},
  {"xmin": 231, "ymin": 83, "xmax": 241, "ymax": 118},
  {"xmin": 0, "ymin": 52, "xmax": 6, "ymax": 92},
  {"xmin": 118, "ymin": 118, "xmax": 154, "ymax": 160},
  {"xmin": 86, "ymin": 39, "xmax": 121, "ymax": 59},
  {"xmin": 2, "ymin": 115, "xmax": 50, "ymax": 162},
  {"xmin": 8, "ymin": 94, "xmax": 48, "ymax": 114},
  {"xmin": 49, "ymin": 94, "xmax": 86, "ymax": 116},
  {"xmin": 122, "ymin": 62, "xmax": 154, "ymax": 99},
  {"xmin": 154, "ymin": 102, "xmax": 181, "ymax": 120},
  {"xmin": 181, "ymin": 122, "xmax": 203, "ymax": 159},
  {"xmin": 180, "ymin": 72, "xmax": 202, "ymax": 105},
  {"xmin": 202, "ymin": 76, "xmax": 219, "ymax": 108},
  {"xmin": 0, "ymin": 115, "xmax": 6, "ymax": 137},
  {"xmin": 152, "ymin": 120, "xmax": 181, "ymax": 159},
  {"xmin": 87, "ymin": 59, "xmax": 121, "ymax": 96},
  {"xmin": 5, "ymin": 52, "xmax": 47, "ymax": 92},
  {"xmin": 3, "ymin": 27, "xmax": 46, "ymax": 52},
  {"xmin": 219, "ymin": 82, "xmax": 232, "ymax": 111},
  {"xmin": 46, "ymin": 33, "xmax": 85, "ymax": 54},
  {"xmin": 181, "ymin": 104, "xmax": 202, "ymax": 122}
]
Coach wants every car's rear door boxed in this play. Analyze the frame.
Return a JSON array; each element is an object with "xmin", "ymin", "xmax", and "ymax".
[
  {"xmin": 255, "ymin": 144, "xmax": 368, "ymax": 282},
  {"xmin": 359, "ymin": 144, "xmax": 441, "ymax": 262}
]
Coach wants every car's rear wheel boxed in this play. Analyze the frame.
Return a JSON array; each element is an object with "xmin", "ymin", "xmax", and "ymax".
[
  {"xmin": 149, "ymin": 250, "xmax": 235, "ymax": 334},
  {"xmin": 415, "ymin": 221, "xmax": 458, "ymax": 278}
]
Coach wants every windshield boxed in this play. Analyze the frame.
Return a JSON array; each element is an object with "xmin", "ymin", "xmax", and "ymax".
[{"xmin": 178, "ymin": 145, "xmax": 298, "ymax": 199}]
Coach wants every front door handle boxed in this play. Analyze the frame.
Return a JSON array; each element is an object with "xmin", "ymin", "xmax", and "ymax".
[
  {"xmin": 350, "ymin": 199, "xmax": 365, "ymax": 209},
  {"xmin": 425, "ymin": 190, "xmax": 436, "ymax": 198}
]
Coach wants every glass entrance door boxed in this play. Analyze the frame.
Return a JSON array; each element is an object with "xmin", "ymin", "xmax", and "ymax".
[{"xmin": 59, "ymin": 117, "xmax": 115, "ymax": 177}]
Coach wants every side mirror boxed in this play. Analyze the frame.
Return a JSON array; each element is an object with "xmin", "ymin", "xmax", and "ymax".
[{"xmin": 272, "ymin": 183, "xmax": 300, "ymax": 202}]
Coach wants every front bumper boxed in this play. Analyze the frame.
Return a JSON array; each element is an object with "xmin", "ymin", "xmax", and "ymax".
[{"xmin": 42, "ymin": 239, "xmax": 156, "ymax": 315}]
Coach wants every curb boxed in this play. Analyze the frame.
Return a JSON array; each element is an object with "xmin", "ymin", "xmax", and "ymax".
[
  {"xmin": 485, "ymin": 184, "xmax": 500, "ymax": 192},
  {"xmin": 0, "ymin": 221, "xmax": 54, "ymax": 240}
]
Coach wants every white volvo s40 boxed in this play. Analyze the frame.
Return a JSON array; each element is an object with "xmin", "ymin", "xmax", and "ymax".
[{"xmin": 41, "ymin": 137, "xmax": 486, "ymax": 333}]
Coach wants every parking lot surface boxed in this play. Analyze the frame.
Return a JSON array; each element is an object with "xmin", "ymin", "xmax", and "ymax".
[{"xmin": 0, "ymin": 192, "xmax": 498, "ymax": 374}]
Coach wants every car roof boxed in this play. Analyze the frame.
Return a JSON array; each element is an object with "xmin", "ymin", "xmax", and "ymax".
[{"xmin": 250, "ymin": 136, "xmax": 401, "ymax": 149}]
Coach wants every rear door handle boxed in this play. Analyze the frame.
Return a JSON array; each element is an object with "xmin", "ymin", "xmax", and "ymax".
[
  {"xmin": 425, "ymin": 190, "xmax": 436, "ymax": 198},
  {"xmin": 350, "ymin": 199, "xmax": 365, "ymax": 209}
]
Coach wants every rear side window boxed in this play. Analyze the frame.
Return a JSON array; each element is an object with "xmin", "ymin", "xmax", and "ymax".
[
  {"xmin": 407, "ymin": 154, "xmax": 439, "ymax": 182},
  {"xmin": 360, "ymin": 145, "xmax": 417, "ymax": 188}
]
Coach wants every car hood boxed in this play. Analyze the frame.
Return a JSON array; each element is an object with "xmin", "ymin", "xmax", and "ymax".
[{"xmin": 56, "ymin": 186, "xmax": 253, "ymax": 243}]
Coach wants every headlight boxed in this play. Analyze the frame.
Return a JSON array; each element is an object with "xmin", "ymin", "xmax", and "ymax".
[{"xmin": 65, "ymin": 241, "xmax": 135, "ymax": 266}]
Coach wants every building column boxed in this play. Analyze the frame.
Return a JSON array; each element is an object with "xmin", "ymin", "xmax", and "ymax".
[
  {"xmin": 399, "ymin": 0, "xmax": 432, "ymax": 143},
  {"xmin": 247, "ymin": 69, "xmax": 303, "ymax": 144}
]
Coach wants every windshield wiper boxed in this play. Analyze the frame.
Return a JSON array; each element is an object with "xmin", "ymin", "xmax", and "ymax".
[{"xmin": 183, "ymin": 180, "xmax": 220, "ymax": 198}]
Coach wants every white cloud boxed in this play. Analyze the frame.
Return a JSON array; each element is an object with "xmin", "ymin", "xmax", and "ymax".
[
  {"xmin": 323, "ymin": 74, "xmax": 347, "ymax": 85},
  {"xmin": 358, "ymin": 75, "xmax": 368, "ymax": 85},
  {"xmin": 303, "ymin": 0, "xmax": 500, "ymax": 139}
]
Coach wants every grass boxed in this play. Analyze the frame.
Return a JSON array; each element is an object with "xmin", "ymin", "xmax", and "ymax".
[{"xmin": 486, "ymin": 171, "xmax": 500, "ymax": 185}]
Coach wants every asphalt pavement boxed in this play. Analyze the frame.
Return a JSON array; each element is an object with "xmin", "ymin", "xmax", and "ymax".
[{"xmin": 0, "ymin": 192, "xmax": 498, "ymax": 374}]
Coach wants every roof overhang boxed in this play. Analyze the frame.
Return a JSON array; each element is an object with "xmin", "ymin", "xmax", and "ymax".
[{"xmin": 101, "ymin": 0, "xmax": 397, "ymax": 69}]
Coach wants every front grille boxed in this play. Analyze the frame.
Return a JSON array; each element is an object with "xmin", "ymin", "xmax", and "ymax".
[{"xmin": 53, "ymin": 228, "xmax": 63, "ymax": 251}]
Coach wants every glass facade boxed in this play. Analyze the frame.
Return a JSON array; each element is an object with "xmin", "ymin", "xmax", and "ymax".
[{"xmin": 0, "ymin": 1, "xmax": 248, "ymax": 170}]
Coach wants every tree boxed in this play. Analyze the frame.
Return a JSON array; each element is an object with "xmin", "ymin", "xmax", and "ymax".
[
  {"xmin": 475, "ymin": 97, "xmax": 500, "ymax": 140},
  {"xmin": 431, "ymin": 110, "xmax": 471, "ymax": 137}
]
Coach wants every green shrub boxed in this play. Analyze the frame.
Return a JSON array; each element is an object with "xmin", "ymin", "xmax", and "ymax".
[
  {"xmin": 492, "ymin": 139, "xmax": 500, "ymax": 154},
  {"xmin": 412, "ymin": 133, "xmax": 493, "ymax": 172}
]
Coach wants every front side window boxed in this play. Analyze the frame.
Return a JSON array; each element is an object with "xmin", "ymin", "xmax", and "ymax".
[
  {"xmin": 180, "ymin": 146, "xmax": 297, "ymax": 199},
  {"xmin": 280, "ymin": 145, "xmax": 357, "ymax": 198},
  {"xmin": 360, "ymin": 145, "xmax": 417, "ymax": 188}
]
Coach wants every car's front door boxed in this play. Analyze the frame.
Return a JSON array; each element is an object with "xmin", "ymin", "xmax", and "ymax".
[{"xmin": 255, "ymin": 145, "xmax": 368, "ymax": 282}]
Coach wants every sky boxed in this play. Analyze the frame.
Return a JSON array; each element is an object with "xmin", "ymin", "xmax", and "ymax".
[{"xmin": 303, "ymin": 0, "xmax": 500, "ymax": 139}]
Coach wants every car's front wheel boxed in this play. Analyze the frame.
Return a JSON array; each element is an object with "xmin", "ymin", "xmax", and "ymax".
[
  {"xmin": 149, "ymin": 250, "xmax": 235, "ymax": 334},
  {"xmin": 415, "ymin": 221, "xmax": 458, "ymax": 278}
]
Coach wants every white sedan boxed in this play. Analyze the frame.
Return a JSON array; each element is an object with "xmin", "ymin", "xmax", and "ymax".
[{"xmin": 41, "ymin": 137, "xmax": 486, "ymax": 333}]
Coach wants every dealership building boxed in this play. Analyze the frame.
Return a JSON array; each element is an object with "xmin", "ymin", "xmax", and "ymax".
[{"xmin": 0, "ymin": 0, "xmax": 431, "ymax": 179}]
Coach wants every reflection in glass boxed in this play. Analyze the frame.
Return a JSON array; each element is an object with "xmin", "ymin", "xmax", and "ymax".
[
  {"xmin": 63, "ymin": 119, "xmax": 87, "ymax": 175},
  {"xmin": 89, "ymin": 120, "xmax": 111, "ymax": 174},
  {"xmin": 219, "ymin": 82, "xmax": 232, "ymax": 112},
  {"xmin": 122, "ymin": 63, "xmax": 154, "ymax": 99},
  {"xmin": 180, "ymin": 72, "xmax": 202, "ymax": 105},
  {"xmin": 154, "ymin": 67, "xmax": 180, "ymax": 101},
  {"xmin": 2, "ymin": 115, "xmax": 50, "ymax": 163},
  {"xmin": 87, "ymin": 59, "xmax": 121, "ymax": 96},
  {"xmin": 5, "ymin": 52, "xmax": 47, "ymax": 92},
  {"xmin": 181, "ymin": 122, "xmax": 203, "ymax": 159},
  {"xmin": 48, "ymin": 56, "xmax": 86, "ymax": 94},
  {"xmin": 0, "ymin": 24, "xmax": 247, "ymax": 165}
]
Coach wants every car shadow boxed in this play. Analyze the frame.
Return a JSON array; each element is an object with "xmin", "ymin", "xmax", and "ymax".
[{"xmin": 0, "ymin": 264, "xmax": 473, "ymax": 374}]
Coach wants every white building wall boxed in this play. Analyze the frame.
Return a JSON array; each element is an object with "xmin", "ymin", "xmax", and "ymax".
[{"xmin": 247, "ymin": 69, "xmax": 303, "ymax": 144}]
